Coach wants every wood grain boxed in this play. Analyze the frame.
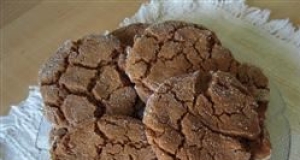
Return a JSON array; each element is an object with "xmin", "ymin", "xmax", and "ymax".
[{"xmin": 0, "ymin": 0, "xmax": 42, "ymax": 28}]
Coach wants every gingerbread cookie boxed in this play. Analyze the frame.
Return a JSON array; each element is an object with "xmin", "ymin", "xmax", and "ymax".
[
  {"xmin": 51, "ymin": 115, "xmax": 156, "ymax": 160},
  {"xmin": 39, "ymin": 34, "xmax": 137, "ymax": 127},
  {"xmin": 143, "ymin": 71, "xmax": 270, "ymax": 160}
]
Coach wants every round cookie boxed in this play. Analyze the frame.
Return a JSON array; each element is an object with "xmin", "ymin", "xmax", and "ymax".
[
  {"xmin": 51, "ymin": 115, "xmax": 157, "ymax": 160},
  {"xmin": 143, "ymin": 71, "xmax": 267, "ymax": 160},
  {"xmin": 39, "ymin": 34, "xmax": 137, "ymax": 127},
  {"xmin": 125, "ymin": 21, "xmax": 269, "ymax": 107},
  {"xmin": 110, "ymin": 23, "xmax": 150, "ymax": 47},
  {"xmin": 125, "ymin": 20, "xmax": 225, "ymax": 102}
]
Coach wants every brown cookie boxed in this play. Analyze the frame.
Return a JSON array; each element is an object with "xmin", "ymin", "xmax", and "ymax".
[
  {"xmin": 39, "ymin": 34, "xmax": 137, "ymax": 127},
  {"xmin": 125, "ymin": 21, "xmax": 269, "ymax": 112},
  {"xmin": 110, "ymin": 23, "xmax": 150, "ymax": 47},
  {"xmin": 143, "ymin": 71, "xmax": 270, "ymax": 160},
  {"xmin": 126, "ymin": 20, "xmax": 225, "ymax": 102},
  {"xmin": 51, "ymin": 115, "xmax": 157, "ymax": 160}
]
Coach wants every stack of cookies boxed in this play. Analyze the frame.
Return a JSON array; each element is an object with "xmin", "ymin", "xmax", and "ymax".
[{"xmin": 39, "ymin": 21, "xmax": 271, "ymax": 160}]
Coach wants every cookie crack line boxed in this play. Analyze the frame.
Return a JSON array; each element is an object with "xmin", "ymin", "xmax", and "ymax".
[
  {"xmin": 183, "ymin": 85, "xmax": 244, "ymax": 153},
  {"xmin": 174, "ymin": 111, "xmax": 189, "ymax": 157},
  {"xmin": 41, "ymin": 42, "xmax": 75, "ymax": 125},
  {"xmin": 60, "ymin": 81, "xmax": 103, "ymax": 111},
  {"xmin": 202, "ymin": 88, "xmax": 260, "ymax": 140},
  {"xmin": 52, "ymin": 116, "xmax": 154, "ymax": 160},
  {"xmin": 143, "ymin": 66, "xmax": 266, "ymax": 159},
  {"xmin": 40, "ymin": 33, "xmax": 142, "ymax": 128}
]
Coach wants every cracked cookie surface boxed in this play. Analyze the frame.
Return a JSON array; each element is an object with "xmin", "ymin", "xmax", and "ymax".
[
  {"xmin": 39, "ymin": 34, "xmax": 137, "ymax": 127},
  {"xmin": 143, "ymin": 71, "xmax": 268, "ymax": 160},
  {"xmin": 51, "ymin": 115, "xmax": 157, "ymax": 160},
  {"xmin": 126, "ymin": 21, "xmax": 225, "ymax": 102},
  {"xmin": 125, "ymin": 21, "xmax": 269, "ymax": 109}
]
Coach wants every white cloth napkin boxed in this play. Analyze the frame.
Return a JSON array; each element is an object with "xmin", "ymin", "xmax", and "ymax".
[
  {"xmin": 0, "ymin": 87, "xmax": 50, "ymax": 160},
  {"xmin": 0, "ymin": 0, "xmax": 299, "ymax": 160}
]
